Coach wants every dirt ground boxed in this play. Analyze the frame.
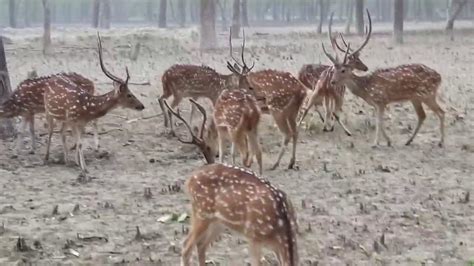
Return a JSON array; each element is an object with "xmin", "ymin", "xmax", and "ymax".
[{"xmin": 0, "ymin": 24, "xmax": 473, "ymax": 265}]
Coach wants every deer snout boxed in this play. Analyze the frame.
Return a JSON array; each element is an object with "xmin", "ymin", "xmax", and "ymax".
[{"xmin": 136, "ymin": 104, "xmax": 145, "ymax": 110}]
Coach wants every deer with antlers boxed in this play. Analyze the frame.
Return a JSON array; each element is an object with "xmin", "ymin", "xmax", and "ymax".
[
  {"xmin": 162, "ymin": 99, "xmax": 298, "ymax": 266},
  {"xmin": 158, "ymin": 29, "xmax": 255, "ymax": 135},
  {"xmin": 43, "ymin": 34, "xmax": 145, "ymax": 171},
  {"xmin": 321, "ymin": 29, "xmax": 445, "ymax": 147},
  {"xmin": 0, "ymin": 72, "xmax": 99, "ymax": 153},
  {"xmin": 298, "ymin": 10, "xmax": 372, "ymax": 135}
]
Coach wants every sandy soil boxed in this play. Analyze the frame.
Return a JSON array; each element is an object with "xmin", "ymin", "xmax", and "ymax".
[{"xmin": 0, "ymin": 24, "xmax": 473, "ymax": 265}]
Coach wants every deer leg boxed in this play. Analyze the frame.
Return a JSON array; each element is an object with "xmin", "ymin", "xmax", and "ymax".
[
  {"xmin": 16, "ymin": 116, "xmax": 28, "ymax": 152},
  {"xmin": 287, "ymin": 112, "xmax": 299, "ymax": 169},
  {"xmin": 234, "ymin": 131, "xmax": 249, "ymax": 168},
  {"xmin": 271, "ymin": 112, "xmax": 291, "ymax": 170},
  {"xmin": 73, "ymin": 125, "xmax": 87, "ymax": 173},
  {"xmin": 322, "ymin": 97, "xmax": 331, "ymax": 132},
  {"xmin": 405, "ymin": 100, "xmax": 426, "ymax": 146},
  {"xmin": 247, "ymin": 129, "xmax": 263, "ymax": 175},
  {"xmin": 60, "ymin": 122, "xmax": 69, "ymax": 164},
  {"xmin": 196, "ymin": 223, "xmax": 224, "ymax": 266},
  {"xmin": 28, "ymin": 116, "xmax": 36, "ymax": 153},
  {"xmin": 92, "ymin": 119, "xmax": 100, "ymax": 151},
  {"xmin": 333, "ymin": 112, "xmax": 352, "ymax": 136},
  {"xmin": 181, "ymin": 214, "xmax": 210, "ymax": 266},
  {"xmin": 158, "ymin": 95, "xmax": 170, "ymax": 128},
  {"xmin": 333, "ymin": 94, "xmax": 351, "ymax": 136},
  {"xmin": 218, "ymin": 131, "xmax": 225, "ymax": 164},
  {"xmin": 249, "ymin": 242, "xmax": 263, "ymax": 266},
  {"xmin": 374, "ymin": 106, "xmax": 391, "ymax": 147},
  {"xmin": 169, "ymin": 95, "xmax": 182, "ymax": 136},
  {"xmin": 424, "ymin": 98, "xmax": 445, "ymax": 147},
  {"xmin": 44, "ymin": 116, "xmax": 54, "ymax": 162}
]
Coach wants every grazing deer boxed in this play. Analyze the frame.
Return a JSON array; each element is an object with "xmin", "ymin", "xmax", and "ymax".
[
  {"xmin": 158, "ymin": 29, "xmax": 254, "ymax": 134},
  {"xmin": 322, "ymin": 40, "xmax": 445, "ymax": 147},
  {"xmin": 298, "ymin": 10, "xmax": 372, "ymax": 135},
  {"xmin": 162, "ymin": 99, "xmax": 298, "ymax": 266},
  {"xmin": 0, "ymin": 72, "xmax": 98, "ymax": 153},
  {"xmin": 43, "ymin": 34, "xmax": 145, "ymax": 171},
  {"xmin": 246, "ymin": 70, "xmax": 307, "ymax": 170}
]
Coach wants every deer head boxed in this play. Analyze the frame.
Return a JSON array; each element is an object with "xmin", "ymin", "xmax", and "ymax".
[
  {"xmin": 97, "ymin": 33, "xmax": 145, "ymax": 111},
  {"xmin": 323, "ymin": 10, "xmax": 372, "ymax": 87},
  {"xmin": 327, "ymin": 9, "xmax": 372, "ymax": 72},
  {"xmin": 163, "ymin": 99, "xmax": 217, "ymax": 163},
  {"xmin": 226, "ymin": 28, "xmax": 255, "ymax": 92}
]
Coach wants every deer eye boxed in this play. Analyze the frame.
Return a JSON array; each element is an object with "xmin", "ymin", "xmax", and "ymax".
[
  {"xmin": 127, "ymin": 94, "xmax": 132, "ymax": 98},
  {"xmin": 341, "ymin": 69, "xmax": 346, "ymax": 74}
]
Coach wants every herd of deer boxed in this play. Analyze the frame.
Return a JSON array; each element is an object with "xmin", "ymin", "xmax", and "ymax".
[{"xmin": 0, "ymin": 10, "xmax": 446, "ymax": 265}]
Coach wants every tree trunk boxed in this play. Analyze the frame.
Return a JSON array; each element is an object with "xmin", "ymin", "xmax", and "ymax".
[
  {"xmin": 231, "ymin": 0, "xmax": 241, "ymax": 38},
  {"xmin": 92, "ymin": 0, "xmax": 100, "ymax": 28},
  {"xmin": 423, "ymin": 0, "xmax": 434, "ymax": 21},
  {"xmin": 446, "ymin": 0, "xmax": 468, "ymax": 31},
  {"xmin": 9, "ymin": 0, "xmax": 17, "ymax": 28},
  {"xmin": 317, "ymin": 0, "xmax": 328, "ymax": 34},
  {"xmin": 200, "ymin": 0, "xmax": 217, "ymax": 51},
  {"xmin": 159, "ymin": 0, "xmax": 167, "ymax": 28},
  {"xmin": 217, "ymin": 0, "xmax": 228, "ymax": 31},
  {"xmin": 0, "ymin": 37, "xmax": 15, "ymax": 139},
  {"xmin": 355, "ymin": 0, "xmax": 364, "ymax": 36},
  {"xmin": 241, "ymin": 0, "xmax": 249, "ymax": 26},
  {"xmin": 393, "ymin": 0, "xmax": 404, "ymax": 44},
  {"xmin": 146, "ymin": 0, "xmax": 155, "ymax": 22},
  {"xmin": 272, "ymin": 0, "xmax": 279, "ymax": 21},
  {"xmin": 345, "ymin": 0, "xmax": 354, "ymax": 34},
  {"xmin": 42, "ymin": 0, "xmax": 52, "ymax": 54},
  {"xmin": 100, "ymin": 0, "xmax": 111, "ymax": 29},
  {"xmin": 178, "ymin": 0, "xmax": 186, "ymax": 27},
  {"xmin": 24, "ymin": 0, "xmax": 32, "ymax": 27}
]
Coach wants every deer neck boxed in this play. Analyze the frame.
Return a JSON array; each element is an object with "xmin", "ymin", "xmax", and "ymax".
[
  {"xmin": 86, "ymin": 90, "xmax": 121, "ymax": 119},
  {"xmin": 343, "ymin": 73, "xmax": 372, "ymax": 99}
]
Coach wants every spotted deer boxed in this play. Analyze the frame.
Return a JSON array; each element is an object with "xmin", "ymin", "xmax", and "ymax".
[
  {"xmin": 323, "ymin": 41, "xmax": 445, "ymax": 147},
  {"xmin": 214, "ymin": 88, "xmax": 263, "ymax": 174},
  {"xmin": 0, "ymin": 72, "xmax": 98, "ymax": 153},
  {"xmin": 158, "ymin": 29, "xmax": 254, "ymax": 134},
  {"xmin": 298, "ymin": 10, "xmax": 372, "ymax": 135},
  {"xmin": 162, "ymin": 99, "xmax": 298, "ymax": 266},
  {"xmin": 246, "ymin": 70, "xmax": 307, "ymax": 170},
  {"xmin": 43, "ymin": 34, "xmax": 145, "ymax": 171}
]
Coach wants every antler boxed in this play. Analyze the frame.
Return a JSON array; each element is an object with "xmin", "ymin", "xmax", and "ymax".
[
  {"xmin": 336, "ymin": 9, "xmax": 372, "ymax": 57},
  {"xmin": 342, "ymin": 43, "xmax": 351, "ymax": 64},
  {"xmin": 228, "ymin": 28, "xmax": 255, "ymax": 74},
  {"xmin": 189, "ymin": 99, "xmax": 207, "ymax": 140},
  {"xmin": 240, "ymin": 29, "xmax": 255, "ymax": 72},
  {"xmin": 350, "ymin": 9, "xmax": 372, "ymax": 57},
  {"xmin": 97, "ymin": 32, "xmax": 128, "ymax": 84},
  {"xmin": 328, "ymin": 12, "xmax": 342, "ymax": 56},
  {"xmin": 228, "ymin": 28, "xmax": 244, "ymax": 71},
  {"xmin": 162, "ymin": 99, "xmax": 206, "ymax": 145},
  {"xmin": 322, "ymin": 43, "xmax": 338, "ymax": 65}
]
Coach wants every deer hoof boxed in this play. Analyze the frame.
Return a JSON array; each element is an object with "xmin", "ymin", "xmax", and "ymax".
[{"xmin": 270, "ymin": 163, "xmax": 279, "ymax": 170}]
